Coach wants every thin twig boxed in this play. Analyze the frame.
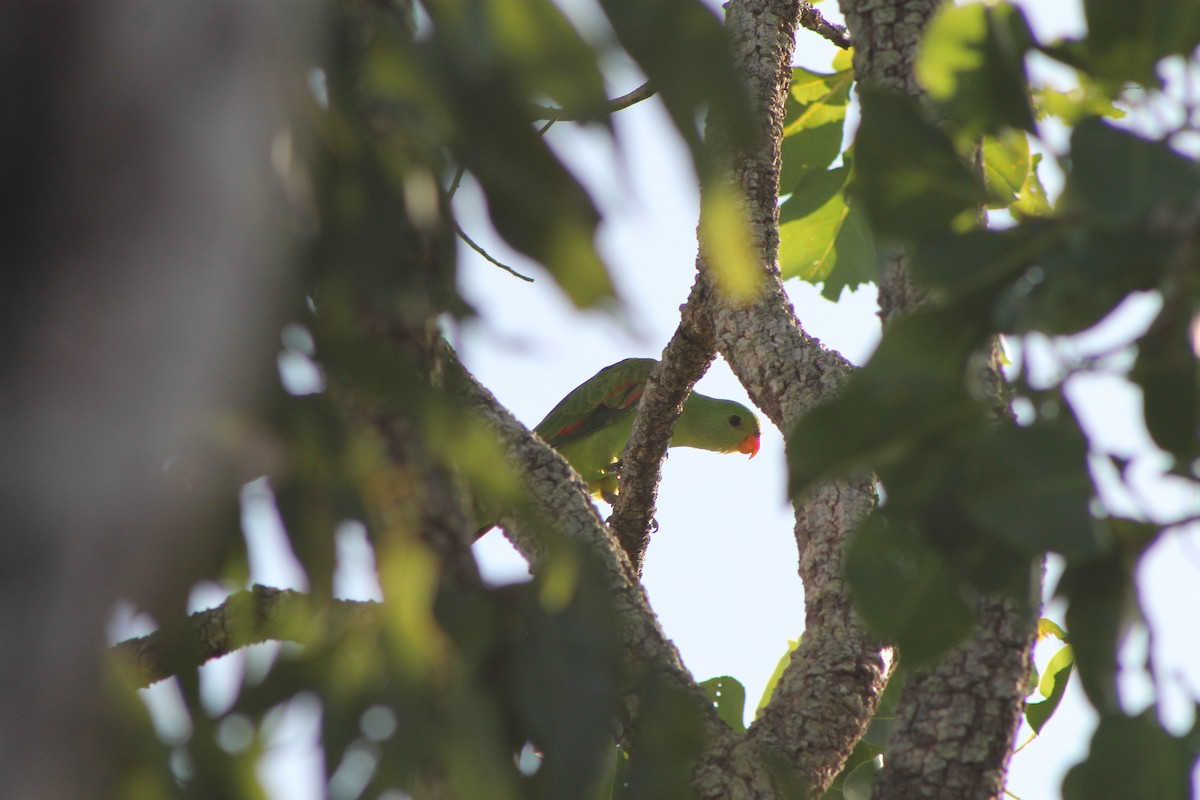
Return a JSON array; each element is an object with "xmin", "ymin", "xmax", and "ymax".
[
  {"xmin": 530, "ymin": 81, "xmax": 657, "ymax": 122},
  {"xmin": 455, "ymin": 221, "xmax": 534, "ymax": 282},
  {"xmin": 798, "ymin": 2, "xmax": 851, "ymax": 50},
  {"xmin": 446, "ymin": 164, "xmax": 466, "ymax": 202}
]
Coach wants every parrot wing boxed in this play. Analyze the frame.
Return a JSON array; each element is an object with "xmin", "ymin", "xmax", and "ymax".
[{"xmin": 533, "ymin": 357, "xmax": 655, "ymax": 449}]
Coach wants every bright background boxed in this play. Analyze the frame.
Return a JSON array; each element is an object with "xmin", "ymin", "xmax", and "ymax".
[{"xmin": 123, "ymin": 2, "xmax": 1200, "ymax": 798}]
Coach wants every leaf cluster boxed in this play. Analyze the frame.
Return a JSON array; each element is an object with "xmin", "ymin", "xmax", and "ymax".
[
  {"xmin": 784, "ymin": 1, "xmax": 1200, "ymax": 794},
  {"xmin": 109, "ymin": 0, "xmax": 764, "ymax": 797}
]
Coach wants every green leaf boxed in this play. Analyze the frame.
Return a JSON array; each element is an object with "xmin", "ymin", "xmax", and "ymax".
[
  {"xmin": 1010, "ymin": 152, "xmax": 1053, "ymax": 218},
  {"xmin": 1033, "ymin": 82, "xmax": 1125, "ymax": 126},
  {"xmin": 486, "ymin": 0, "xmax": 612, "ymax": 123},
  {"xmin": 853, "ymin": 89, "xmax": 988, "ymax": 239},
  {"xmin": 961, "ymin": 416, "xmax": 1103, "ymax": 559},
  {"xmin": 917, "ymin": 2, "xmax": 1037, "ymax": 137},
  {"xmin": 1063, "ymin": 712, "xmax": 1195, "ymax": 800},
  {"xmin": 1130, "ymin": 306, "xmax": 1200, "ymax": 466},
  {"xmin": 841, "ymin": 756, "xmax": 879, "ymax": 800},
  {"xmin": 788, "ymin": 306, "xmax": 990, "ymax": 497},
  {"xmin": 1079, "ymin": 0, "xmax": 1200, "ymax": 85},
  {"xmin": 847, "ymin": 515, "xmax": 976, "ymax": 666},
  {"xmin": 508, "ymin": 551, "xmax": 621, "ymax": 799},
  {"xmin": 622, "ymin": 671, "xmax": 707, "ymax": 800},
  {"xmin": 1026, "ymin": 643, "xmax": 1074, "ymax": 734},
  {"xmin": 701, "ymin": 184, "xmax": 762, "ymax": 303},
  {"xmin": 1001, "ymin": 227, "xmax": 1171, "ymax": 335},
  {"xmin": 779, "ymin": 65, "xmax": 853, "ymax": 191},
  {"xmin": 1057, "ymin": 551, "xmax": 1135, "ymax": 710},
  {"xmin": 1038, "ymin": 617, "xmax": 1068, "ymax": 642},
  {"xmin": 699, "ymin": 676, "xmax": 747, "ymax": 733},
  {"xmin": 599, "ymin": 0, "xmax": 754, "ymax": 178},
  {"xmin": 778, "ymin": 167, "xmax": 877, "ymax": 299},
  {"xmin": 756, "ymin": 639, "xmax": 800, "ymax": 715},
  {"xmin": 909, "ymin": 224, "xmax": 1058, "ymax": 300},
  {"xmin": 982, "ymin": 131, "xmax": 1030, "ymax": 209},
  {"xmin": 1061, "ymin": 118, "xmax": 1200, "ymax": 228},
  {"xmin": 414, "ymin": 8, "xmax": 616, "ymax": 307}
]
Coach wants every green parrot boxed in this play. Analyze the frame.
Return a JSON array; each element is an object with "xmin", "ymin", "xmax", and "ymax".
[{"xmin": 532, "ymin": 357, "xmax": 761, "ymax": 502}]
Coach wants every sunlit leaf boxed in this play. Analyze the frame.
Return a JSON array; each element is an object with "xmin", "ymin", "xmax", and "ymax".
[
  {"xmin": 1026, "ymin": 643, "xmax": 1074, "ymax": 734},
  {"xmin": 982, "ymin": 131, "xmax": 1030, "ymax": 209},
  {"xmin": 779, "ymin": 166, "xmax": 878, "ymax": 298},
  {"xmin": 1033, "ymin": 82, "xmax": 1125, "ymax": 125},
  {"xmin": 1010, "ymin": 152, "xmax": 1053, "ymax": 218},
  {"xmin": 756, "ymin": 639, "xmax": 800, "ymax": 715},
  {"xmin": 780, "ymin": 65, "xmax": 853, "ymax": 191},
  {"xmin": 701, "ymin": 183, "xmax": 761, "ymax": 303},
  {"xmin": 1037, "ymin": 617, "xmax": 1068, "ymax": 642},
  {"xmin": 917, "ymin": 1, "xmax": 1036, "ymax": 137}
]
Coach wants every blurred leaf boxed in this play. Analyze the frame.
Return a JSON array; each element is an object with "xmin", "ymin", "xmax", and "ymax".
[
  {"xmin": 1057, "ymin": 550, "xmax": 1135, "ymax": 710},
  {"xmin": 841, "ymin": 756, "xmax": 879, "ymax": 800},
  {"xmin": 1002, "ymin": 227, "xmax": 1171, "ymax": 335},
  {"xmin": 1026, "ymin": 643, "xmax": 1074, "ymax": 734},
  {"xmin": 917, "ymin": 2, "xmax": 1036, "ymax": 137},
  {"xmin": 982, "ymin": 130, "xmax": 1030, "ymax": 209},
  {"xmin": 853, "ymin": 89, "xmax": 988, "ymax": 239},
  {"xmin": 909, "ymin": 224, "xmax": 1056, "ymax": 300},
  {"xmin": 779, "ymin": 65, "xmax": 853, "ymax": 191},
  {"xmin": 788, "ymin": 306, "xmax": 989, "ymax": 497},
  {"xmin": 1033, "ymin": 82, "xmax": 1124, "ymax": 125},
  {"xmin": 961, "ymin": 417, "xmax": 1103, "ymax": 558},
  {"xmin": 1130, "ymin": 305, "xmax": 1200, "ymax": 465},
  {"xmin": 509, "ymin": 552, "xmax": 621, "ymax": 800},
  {"xmin": 1037, "ymin": 617, "xmax": 1068, "ymax": 641},
  {"xmin": 411, "ymin": 3, "xmax": 615, "ymax": 307},
  {"xmin": 600, "ymin": 0, "xmax": 754, "ymax": 177},
  {"xmin": 1063, "ymin": 712, "xmax": 1195, "ymax": 800},
  {"xmin": 621, "ymin": 671, "xmax": 707, "ymax": 800},
  {"xmin": 1011, "ymin": 152, "xmax": 1053, "ymax": 218},
  {"xmin": 700, "ymin": 676, "xmax": 747, "ymax": 733},
  {"xmin": 1060, "ymin": 118, "xmax": 1200, "ymax": 228},
  {"xmin": 847, "ymin": 515, "xmax": 976, "ymax": 666},
  {"xmin": 779, "ymin": 166, "xmax": 878, "ymax": 299},
  {"xmin": 486, "ymin": 0, "xmax": 612, "ymax": 123},
  {"xmin": 379, "ymin": 541, "xmax": 451, "ymax": 679},
  {"xmin": 1077, "ymin": 0, "xmax": 1200, "ymax": 85},
  {"xmin": 701, "ymin": 183, "xmax": 761, "ymax": 304}
]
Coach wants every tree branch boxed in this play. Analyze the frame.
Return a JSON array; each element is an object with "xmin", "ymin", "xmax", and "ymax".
[
  {"xmin": 687, "ymin": 1, "xmax": 894, "ymax": 795},
  {"xmin": 530, "ymin": 81, "xmax": 657, "ymax": 122},
  {"xmin": 111, "ymin": 586, "xmax": 377, "ymax": 689},
  {"xmin": 835, "ymin": 2, "xmax": 1042, "ymax": 798},
  {"xmin": 608, "ymin": 277, "xmax": 717, "ymax": 574},
  {"xmin": 799, "ymin": 1, "xmax": 852, "ymax": 50}
]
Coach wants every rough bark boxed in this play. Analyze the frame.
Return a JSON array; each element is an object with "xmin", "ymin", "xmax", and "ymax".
[
  {"xmin": 836, "ymin": 2, "xmax": 1042, "ymax": 798},
  {"xmin": 696, "ymin": 0, "xmax": 894, "ymax": 794},
  {"xmin": 609, "ymin": 278, "xmax": 718, "ymax": 574}
]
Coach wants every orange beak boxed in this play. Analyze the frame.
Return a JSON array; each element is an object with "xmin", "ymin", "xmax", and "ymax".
[{"xmin": 738, "ymin": 433, "xmax": 761, "ymax": 458}]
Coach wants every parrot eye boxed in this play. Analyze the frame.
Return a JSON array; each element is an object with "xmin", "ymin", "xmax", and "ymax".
[{"xmin": 729, "ymin": 414, "xmax": 742, "ymax": 428}]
